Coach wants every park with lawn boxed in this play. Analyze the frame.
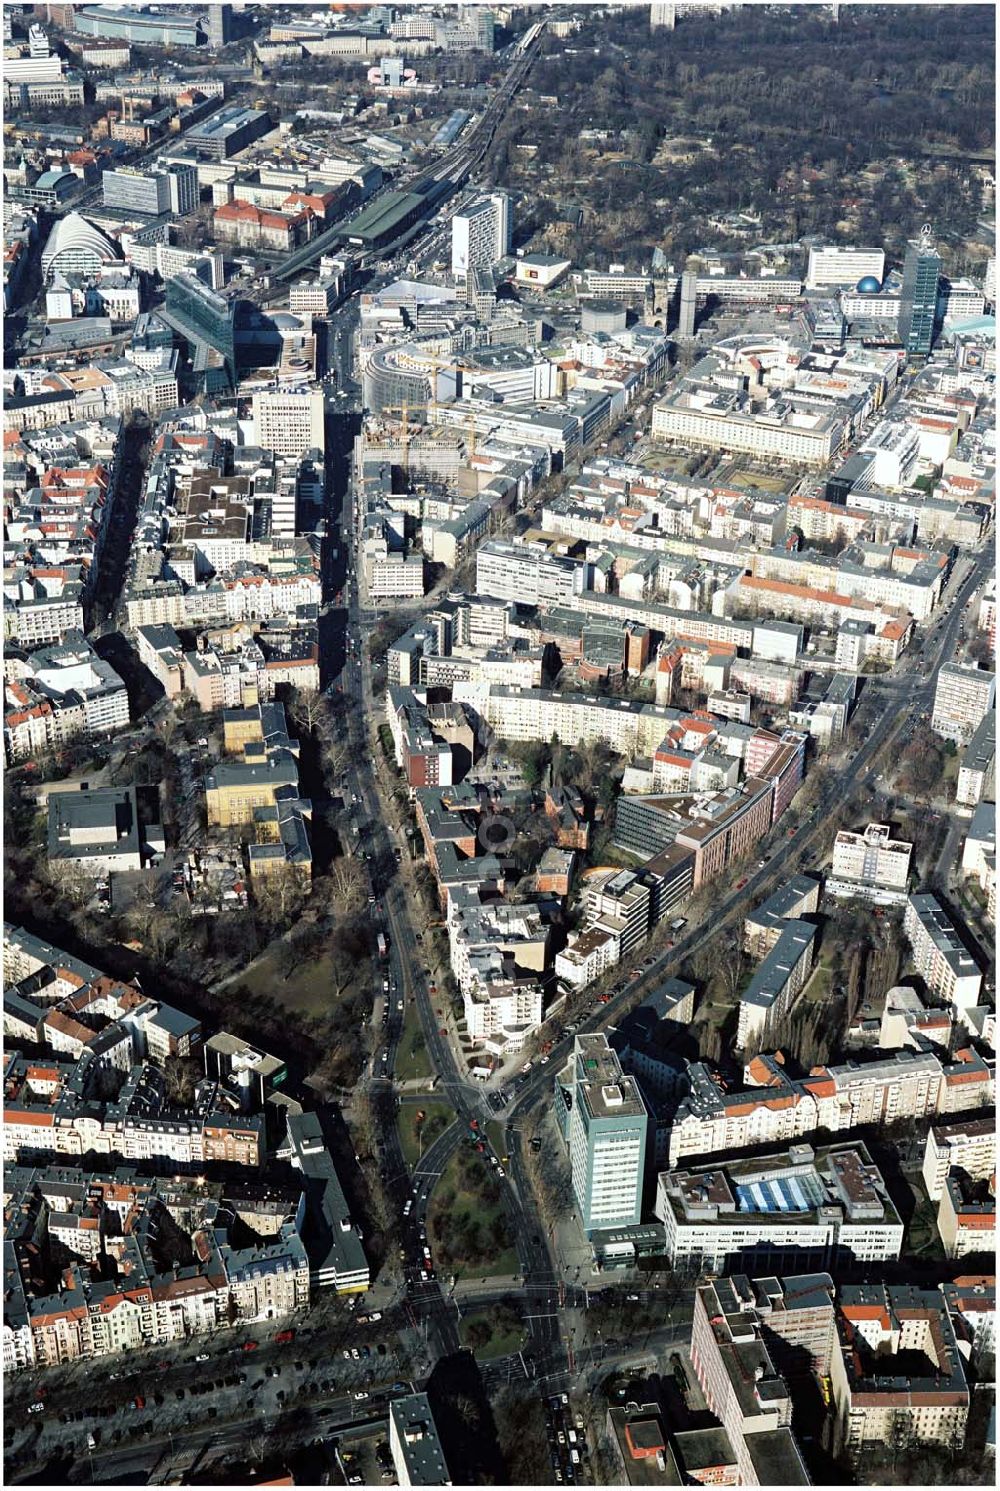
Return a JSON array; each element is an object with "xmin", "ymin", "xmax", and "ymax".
[
  {"xmin": 427, "ymin": 1146, "xmax": 519, "ymax": 1278},
  {"xmin": 458, "ymin": 1302, "xmax": 525, "ymax": 1360},
  {"xmin": 394, "ymin": 1001, "xmax": 434, "ymax": 1082},
  {"xmin": 396, "ymin": 1101, "xmax": 455, "ymax": 1168}
]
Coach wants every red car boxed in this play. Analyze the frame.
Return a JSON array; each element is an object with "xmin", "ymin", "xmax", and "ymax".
[
  {"xmin": 736, "ymin": 877, "xmax": 748, "ymax": 889},
  {"xmin": 598, "ymin": 994, "xmax": 611, "ymax": 1004}
]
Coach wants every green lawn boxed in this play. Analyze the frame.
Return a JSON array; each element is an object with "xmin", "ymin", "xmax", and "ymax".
[
  {"xmin": 397, "ymin": 1101, "xmax": 455, "ymax": 1169},
  {"xmin": 238, "ymin": 943, "xmax": 346, "ymax": 1019},
  {"xmin": 427, "ymin": 1150, "xmax": 520, "ymax": 1278},
  {"xmin": 395, "ymin": 1001, "xmax": 433, "ymax": 1081},
  {"xmin": 800, "ymin": 963, "xmax": 832, "ymax": 1006},
  {"xmin": 486, "ymin": 1120, "xmax": 507, "ymax": 1160},
  {"xmin": 458, "ymin": 1311, "xmax": 524, "ymax": 1360}
]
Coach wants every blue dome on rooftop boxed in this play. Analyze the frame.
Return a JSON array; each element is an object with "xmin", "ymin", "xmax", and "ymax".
[{"xmin": 856, "ymin": 275, "xmax": 882, "ymax": 294}]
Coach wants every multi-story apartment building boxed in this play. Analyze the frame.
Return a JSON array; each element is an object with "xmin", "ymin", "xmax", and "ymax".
[
  {"xmin": 936, "ymin": 1171, "xmax": 994, "ymax": 1260},
  {"xmin": 555, "ymin": 1035, "xmax": 648, "ymax": 1238},
  {"xmin": 451, "ymin": 193, "xmax": 510, "ymax": 278},
  {"xmin": 921, "ymin": 1114, "xmax": 996, "ymax": 1202},
  {"xmin": 828, "ymin": 822, "xmax": 913, "ymax": 903},
  {"xmin": 831, "ymin": 1285, "xmax": 969, "ymax": 1452},
  {"xmin": 737, "ymin": 919, "xmax": 817, "ymax": 1050},
  {"xmin": 956, "ymin": 713, "xmax": 995, "ymax": 808},
  {"xmin": 4, "ymin": 633, "xmax": 129, "ymax": 763},
  {"xmin": 903, "ymin": 893, "xmax": 983, "ymax": 1012},
  {"xmin": 389, "ymin": 1394, "xmax": 452, "ymax": 1488},
  {"xmin": 583, "ymin": 869, "xmax": 652, "ymax": 957},
  {"xmin": 4, "ymin": 1167, "xmax": 307, "ymax": 1373},
  {"xmin": 666, "ymin": 1046, "xmax": 993, "ymax": 1168},
  {"xmin": 690, "ymin": 1277, "xmax": 811, "ymax": 1486},
  {"xmin": 931, "ymin": 660, "xmax": 996, "ymax": 744}
]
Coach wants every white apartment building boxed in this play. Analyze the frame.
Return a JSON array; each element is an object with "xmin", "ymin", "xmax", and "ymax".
[
  {"xmin": 806, "ymin": 245, "xmax": 886, "ymax": 289},
  {"xmin": 554, "ymin": 924, "xmax": 621, "ymax": 989},
  {"xmin": 475, "ymin": 539, "xmax": 580, "ymax": 609},
  {"xmin": 921, "ymin": 1116, "xmax": 995, "ymax": 1202},
  {"xmin": 583, "ymin": 870, "xmax": 651, "ymax": 957},
  {"xmin": 451, "ymin": 193, "xmax": 511, "ymax": 278},
  {"xmin": 467, "ymin": 686, "xmax": 680, "ymax": 758},
  {"xmin": 737, "ymin": 919, "xmax": 817, "ymax": 1050},
  {"xmin": 464, "ymin": 978, "xmax": 543, "ymax": 1049},
  {"xmin": 828, "ymin": 822, "xmax": 913, "ymax": 903},
  {"xmin": 903, "ymin": 893, "xmax": 983, "ymax": 1011},
  {"xmin": 251, "ymin": 387, "xmax": 325, "ymax": 459},
  {"xmin": 931, "ymin": 661, "xmax": 995, "ymax": 744}
]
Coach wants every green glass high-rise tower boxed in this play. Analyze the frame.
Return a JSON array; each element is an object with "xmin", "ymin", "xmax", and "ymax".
[{"xmin": 898, "ymin": 225, "xmax": 941, "ymax": 357}]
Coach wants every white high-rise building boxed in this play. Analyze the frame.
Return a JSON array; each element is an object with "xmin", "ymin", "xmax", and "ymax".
[
  {"xmin": 805, "ymin": 245, "xmax": 886, "ymax": 289},
  {"xmin": 829, "ymin": 822, "xmax": 913, "ymax": 901},
  {"xmin": 931, "ymin": 661, "xmax": 995, "ymax": 745},
  {"xmin": 560, "ymin": 1034, "xmax": 647, "ymax": 1237},
  {"xmin": 451, "ymin": 193, "xmax": 511, "ymax": 279},
  {"xmin": 984, "ymin": 255, "xmax": 996, "ymax": 310},
  {"xmin": 252, "ymin": 387, "xmax": 325, "ymax": 460},
  {"xmin": 650, "ymin": 2, "xmax": 677, "ymax": 26}
]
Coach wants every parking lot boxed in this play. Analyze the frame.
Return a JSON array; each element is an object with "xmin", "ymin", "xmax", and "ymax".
[
  {"xmin": 544, "ymin": 1392, "xmax": 591, "ymax": 1486},
  {"xmin": 5, "ymin": 1323, "xmax": 415, "ymax": 1474}
]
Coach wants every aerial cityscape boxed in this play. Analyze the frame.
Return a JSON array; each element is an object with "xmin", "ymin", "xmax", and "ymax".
[{"xmin": 1, "ymin": 1, "xmax": 996, "ymax": 1487}]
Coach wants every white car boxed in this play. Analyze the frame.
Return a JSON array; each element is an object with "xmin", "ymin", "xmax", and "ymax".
[
  {"xmin": 28, "ymin": 1402, "xmax": 44, "ymax": 1414},
  {"xmin": 354, "ymin": 1391, "xmax": 370, "ymax": 1401},
  {"xmin": 194, "ymin": 1353, "xmax": 210, "ymax": 1362}
]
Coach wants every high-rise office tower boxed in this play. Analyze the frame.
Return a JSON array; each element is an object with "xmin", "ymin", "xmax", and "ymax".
[
  {"xmin": 898, "ymin": 225, "xmax": 941, "ymax": 357},
  {"xmin": 560, "ymin": 1034, "xmax": 648, "ymax": 1236},
  {"xmin": 678, "ymin": 256, "xmax": 700, "ymax": 338},
  {"xmin": 206, "ymin": 4, "xmax": 233, "ymax": 47}
]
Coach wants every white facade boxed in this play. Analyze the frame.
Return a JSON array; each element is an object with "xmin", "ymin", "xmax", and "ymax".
[
  {"xmin": 829, "ymin": 823, "xmax": 913, "ymax": 898},
  {"xmin": 251, "ymin": 387, "xmax": 325, "ymax": 459},
  {"xmin": 932, "ymin": 662, "xmax": 995, "ymax": 744},
  {"xmin": 806, "ymin": 245, "xmax": 886, "ymax": 289},
  {"xmin": 904, "ymin": 894, "xmax": 983, "ymax": 1012},
  {"xmin": 451, "ymin": 193, "xmax": 510, "ymax": 278}
]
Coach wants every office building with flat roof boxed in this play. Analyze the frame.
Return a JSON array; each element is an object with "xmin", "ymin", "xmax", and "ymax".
[
  {"xmin": 656, "ymin": 1142, "xmax": 903, "ymax": 1273},
  {"xmin": 389, "ymin": 1394, "xmax": 451, "ymax": 1486},
  {"xmin": 899, "ymin": 228, "xmax": 941, "ymax": 356},
  {"xmin": 556, "ymin": 1033, "xmax": 648, "ymax": 1237},
  {"xmin": 828, "ymin": 822, "xmax": 913, "ymax": 904},
  {"xmin": 187, "ymin": 105, "xmax": 274, "ymax": 160}
]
